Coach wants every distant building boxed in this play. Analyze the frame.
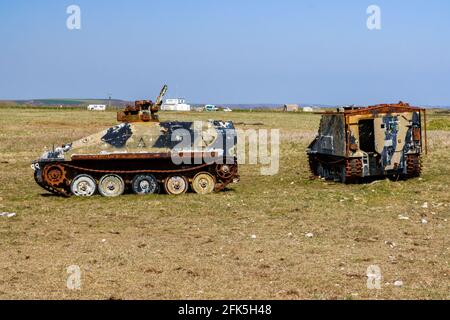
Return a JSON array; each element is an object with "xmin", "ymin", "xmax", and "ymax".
[
  {"xmin": 161, "ymin": 98, "xmax": 191, "ymax": 111},
  {"xmin": 302, "ymin": 106, "xmax": 314, "ymax": 112},
  {"xmin": 283, "ymin": 104, "xmax": 299, "ymax": 112},
  {"xmin": 87, "ymin": 104, "xmax": 106, "ymax": 111}
]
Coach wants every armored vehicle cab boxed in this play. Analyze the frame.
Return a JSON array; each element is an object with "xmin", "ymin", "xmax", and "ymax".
[
  {"xmin": 32, "ymin": 85, "xmax": 239, "ymax": 197},
  {"xmin": 307, "ymin": 102, "xmax": 427, "ymax": 183}
]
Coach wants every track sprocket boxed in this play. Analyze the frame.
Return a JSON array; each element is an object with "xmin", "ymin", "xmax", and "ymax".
[{"xmin": 42, "ymin": 164, "xmax": 67, "ymax": 187}]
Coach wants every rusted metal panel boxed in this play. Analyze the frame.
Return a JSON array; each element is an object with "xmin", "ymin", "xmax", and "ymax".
[
  {"xmin": 318, "ymin": 102, "xmax": 425, "ymax": 116},
  {"xmin": 71, "ymin": 152, "xmax": 172, "ymax": 161},
  {"xmin": 71, "ymin": 151, "xmax": 219, "ymax": 161},
  {"xmin": 118, "ymin": 85, "xmax": 168, "ymax": 123},
  {"xmin": 423, "ymin": 109, "xmax": 428, "ymax": 154},
  {"xmin": 308, "ymin": 114, "xmax": 346, "ymax": 157}
]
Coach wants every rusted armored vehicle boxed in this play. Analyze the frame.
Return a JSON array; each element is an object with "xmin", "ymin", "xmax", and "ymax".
[
  {"xmin": 32, "ymin": 85, "xmax": 239, "ymax": 197},
  {"xmin": 307, "ymin": 102, "xmax": 427, "ymax": 183}
]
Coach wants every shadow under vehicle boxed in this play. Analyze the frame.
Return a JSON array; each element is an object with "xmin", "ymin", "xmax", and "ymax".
[{"xmin": 307, "ymin": 102, "xmax": 427, "ymax": 183}]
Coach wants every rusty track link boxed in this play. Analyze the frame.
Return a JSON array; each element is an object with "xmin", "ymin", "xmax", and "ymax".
[
  {"xmin": 406, "ymin": 154, "xmax": 422, "ymax": 177},
  {"xmin": 41, "ymin": 184, "xmax": 71, "ymax": 197},
  {"xmin": 345, "ymin": 158, "xmax": 362, "ymax": 179},
  {"xmin": 344, "ymin": 158, "xmax": 362, "ymax": 182}
]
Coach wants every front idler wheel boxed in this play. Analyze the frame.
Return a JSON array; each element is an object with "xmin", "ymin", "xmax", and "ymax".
[
  {"xmin": 132, "ymin": 174, "xmax": 160, "ymax": 195},
  {"xmin": 98, "ymin": 174, "xmax": 125, "ymax": 197},
  {"xmin": 192, "ymin": 172, "xmax": 215, "ymax": 194},
  {"xmin": 71, "ymin": 174, "xmax": 97, "ymax": 197},
  {"xmin": 164, "ymin": 176, "xmax": 188, "ymax": 195}
]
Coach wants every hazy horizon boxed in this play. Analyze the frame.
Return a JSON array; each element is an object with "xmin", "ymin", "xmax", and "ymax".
[{"xmin": 4, "ymin": 98, "xmax": 450, "ymax": 109}]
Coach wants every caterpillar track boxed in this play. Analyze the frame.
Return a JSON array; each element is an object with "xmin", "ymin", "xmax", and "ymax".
[
  {"xmin": 406, "ymin": 154, "xmax": 422, "ymax": 178},
  {"xmin": 34, "ymin": 160, "xmax": 239, "ymax": 197},
  {"xmin": 344, "ymin": 158, "xmax": 363, "ymax": 183}
]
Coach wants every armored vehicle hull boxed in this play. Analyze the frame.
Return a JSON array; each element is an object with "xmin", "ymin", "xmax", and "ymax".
[
  {"xmin": 307, "ymin": 102, "xmax": 426, "ymax": 183},
  {"xmin": 32, "ymin": 86, "xmax": 239, "ymax": 197},
  {"xmin": 32, "ymin": 121, "xmax": 239, "ymax": 197}
]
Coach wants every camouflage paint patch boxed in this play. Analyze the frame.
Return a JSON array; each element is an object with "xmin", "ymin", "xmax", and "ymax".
[{"xmin": 101, "ymin": 123, "xmax": 133, "ymax": 148}]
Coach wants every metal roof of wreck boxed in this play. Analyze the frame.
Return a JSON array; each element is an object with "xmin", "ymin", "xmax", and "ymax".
[{"xmin": 318, "ymin": 101, "xmax": 425, "ymax": 115}]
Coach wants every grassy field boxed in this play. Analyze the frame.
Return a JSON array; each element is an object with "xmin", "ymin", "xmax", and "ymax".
[{"xmin": 0, "ymin": 106, "xmax": 449, "ymax": 299}]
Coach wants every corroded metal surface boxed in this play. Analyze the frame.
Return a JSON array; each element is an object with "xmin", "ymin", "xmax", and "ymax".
[
  {"xmin": 117, "ymin": 85, "xmax": 167, "ymax": 123},
  {"xmin": 32, "ymin": 85, "xmax": 239, "ymax": 197},
  {"xmin": 307, "ymin": 102, "xmax": 426, "ymax": 183}
]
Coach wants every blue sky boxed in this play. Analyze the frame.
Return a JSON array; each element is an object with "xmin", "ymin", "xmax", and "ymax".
[{"xmin": 0, "ymin": 0, "xmax": 449, "ymax": 105}]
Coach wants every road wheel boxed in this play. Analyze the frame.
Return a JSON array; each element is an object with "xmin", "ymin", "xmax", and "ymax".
[
  {"xmin": 132, "ymin": 174, "xmax": 159, "ymax": 195},
  {"xmin": 192, "ymin": 172, "xmax": 215, "ymax": 194},
  {"xmin": 71, "ymin": 174, "xmax": 97, "ymax": 197},
  {"xmin": 164, "ymin": 176, "xmax": 188, "ymax": 195},
  {"xmin": 98, "ymin": 174, "xmax": 125, "ymax": 197}
]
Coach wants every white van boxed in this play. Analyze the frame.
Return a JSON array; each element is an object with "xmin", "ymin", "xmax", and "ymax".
[{"xmin": 87, "ymin": 105, "xmax": 106, "ymax": 111}]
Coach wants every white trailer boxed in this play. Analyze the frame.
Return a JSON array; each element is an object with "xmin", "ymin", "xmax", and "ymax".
[{"xmin": 87, "ymin": 104, "xmax": 106, "ymax": 111}]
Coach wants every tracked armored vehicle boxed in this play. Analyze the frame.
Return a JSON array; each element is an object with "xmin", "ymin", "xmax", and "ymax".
[
  {"xmin": 32, "ymin": 85, "xmax": 239, "ymax": 197},
  {"xmin": 307, "ymin": 102, "xmax": 427, "ymax": 183}
]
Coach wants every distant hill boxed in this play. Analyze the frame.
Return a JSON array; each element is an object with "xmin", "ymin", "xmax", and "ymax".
[{"xmin": 2, "ymin": 99, "xmax": 131, "ymax": 107}]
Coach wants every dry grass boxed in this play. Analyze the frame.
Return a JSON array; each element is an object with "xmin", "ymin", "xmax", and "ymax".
[{"xmin": 0, "ymin": 107, "xmax": 449, "ymax": 300}]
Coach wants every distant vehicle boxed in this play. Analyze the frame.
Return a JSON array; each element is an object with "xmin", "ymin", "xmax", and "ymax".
[
  {"xmin": 161, "ymin": 98, "xmax": 191, "ymax": 111},
  {"xmin": 87, "ymin": 104, "xmax": 106, "ymax": 111},
  {"xmin": 302, "ymin": 106, "xmax": 314, "ymax": 112},
  {"xmin": 204, "ymin": 104, "xmax": 219, "ymax": 112},
  {"xmin": 223, "ymin": 107, "xmax": 232, "ymax": 112}
]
